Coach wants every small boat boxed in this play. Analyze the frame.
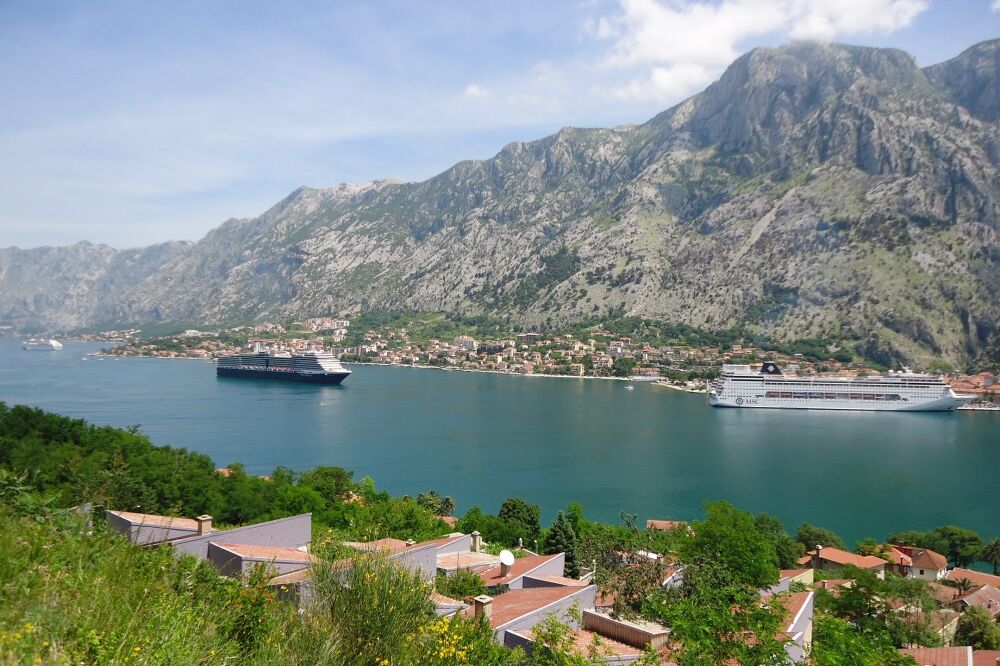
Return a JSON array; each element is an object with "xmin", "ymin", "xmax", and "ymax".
[{"xmin": 22, "ymin": 338, "xmax": 63, "ymax": 351}]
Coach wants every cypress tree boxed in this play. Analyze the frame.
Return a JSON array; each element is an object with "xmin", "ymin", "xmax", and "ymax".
[{"xmin": 543, "ymin": 511, "xmax": 580, "ymax": 578}]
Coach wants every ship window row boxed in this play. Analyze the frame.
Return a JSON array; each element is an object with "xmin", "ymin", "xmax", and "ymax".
[{"xmin": 763, "ymin": 391, "xmax": 903, "ymax": 401}]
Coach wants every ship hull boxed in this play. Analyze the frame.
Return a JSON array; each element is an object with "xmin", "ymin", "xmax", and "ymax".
[
  {"xmin": 708, "ymin": 393, "xmax": 971, "ymax": 412},
  {"xmin": 217, "ymin": 367, "xmax": 350, "ymax": 385}
]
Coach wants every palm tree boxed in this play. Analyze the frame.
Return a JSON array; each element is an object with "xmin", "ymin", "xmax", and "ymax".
[
  {"xmin": 956, "ymin": 577, "xmax": 975, "ymax": 592},
  {"xmin": 983, "ymin": 538, "xmax": 1000, "ymax": 575}
]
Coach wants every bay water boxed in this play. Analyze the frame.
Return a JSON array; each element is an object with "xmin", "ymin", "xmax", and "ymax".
[{"xmin": 2, "ymin": 340, "xmax": 997, "ymax": 545}]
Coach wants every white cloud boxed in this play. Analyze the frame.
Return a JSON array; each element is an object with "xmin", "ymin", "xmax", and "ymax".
[
  {"xmin": 992, "ymin": 0, "xmax": 1000, "ymax": 12},
  {"xmin": 463, "ymin": 83, "xmax": 490, "ymax": 98},
  {"xmin": 590, "ymin": 0, "xmax": 930, "ymax": 102}
]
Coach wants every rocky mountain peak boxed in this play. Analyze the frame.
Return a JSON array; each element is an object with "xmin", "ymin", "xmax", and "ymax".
[{"xmin": 925, "ymin": 38, "xmax": 1000, "ymax": 122}]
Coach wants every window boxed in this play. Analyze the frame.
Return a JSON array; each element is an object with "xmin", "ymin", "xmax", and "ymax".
[{"xmin": 919, "ymin": 569, "xmax": 924, "ymax": 575}]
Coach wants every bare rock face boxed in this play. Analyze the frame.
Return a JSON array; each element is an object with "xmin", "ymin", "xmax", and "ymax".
[{"xmin": 2, "ymin": 40, "xmax": 999, "ymax": 366}]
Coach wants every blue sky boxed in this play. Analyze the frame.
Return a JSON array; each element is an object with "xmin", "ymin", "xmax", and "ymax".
[{"xmin": 1, "ymin": 1, "xmax": 998, "ymax": 248}]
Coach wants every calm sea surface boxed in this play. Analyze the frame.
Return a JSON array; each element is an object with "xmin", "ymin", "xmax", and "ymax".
[{"xmin": 1, "ymin": 340, "xmax": 997, "ymax": 544}]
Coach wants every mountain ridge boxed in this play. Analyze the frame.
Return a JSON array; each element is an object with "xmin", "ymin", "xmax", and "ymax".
[{"xmin": 2, "ymin": 39, "xmax": 999, "ymax": 367}]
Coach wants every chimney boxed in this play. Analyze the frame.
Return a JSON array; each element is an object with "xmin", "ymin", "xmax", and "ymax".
[
  {"xmin": 196, "ymin": 515, "xmax": 213, "ymax": 535},
  {"xmin": 471, "ymin": 531, "xmax": 482, "ymax": 553},
  {"xmin": 813, "ymin": 544, "xmax": 823, "ymax": 569},
  {"xmin": 473, "ymin": 594, "xmax": 493, "ymax": 620},
  {"xmin": 405, "ymin": 539, "xmax": 416, "ymax": 547},
  {"xmin": 501, "ymin": 560, "xmax": 512, "ymax": 578}
]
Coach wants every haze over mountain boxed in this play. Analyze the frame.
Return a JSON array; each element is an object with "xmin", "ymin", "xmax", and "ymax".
[{"xmin": 2, "ymin": 39, "xmax": 999, "ymax": 367}]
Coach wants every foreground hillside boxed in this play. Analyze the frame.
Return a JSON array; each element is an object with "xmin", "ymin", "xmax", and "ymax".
[
  {"xmin": 6, "ymin": 405, "xmax": 1000, "ymax": 663},
  {"xmin": 2, "ymin": 40, "xmax": 999, "ymax": 367}
]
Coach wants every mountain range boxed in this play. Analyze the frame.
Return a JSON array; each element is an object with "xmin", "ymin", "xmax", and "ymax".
[{"xmin": 2, "ymin": 39, "xmax": 999, "ymax": 367}]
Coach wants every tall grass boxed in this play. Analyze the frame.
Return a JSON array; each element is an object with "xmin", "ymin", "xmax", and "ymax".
[{"xmin": 0, "ymin": 502, "xmax": 341, "ymax": 665}]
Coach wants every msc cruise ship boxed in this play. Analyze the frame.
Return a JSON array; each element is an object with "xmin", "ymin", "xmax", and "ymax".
[{"xmin": 708, "ymin": 362, "xmax": 973, "ymax": 412}]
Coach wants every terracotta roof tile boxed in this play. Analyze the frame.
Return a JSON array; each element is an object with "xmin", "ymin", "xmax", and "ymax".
[
  {"xmin": 343, "ymin": 538, "xmax": 410, "ymax": 555},
  {"xmin": 213, "ymin": 542, "xmax": 316, "ymax": 562},
  {"xmin": 518, "ymin": 628, "xmax": 641, "ymax": 658},
  {"xmin": 946, "ymin": 569, "xmax": 1000, "ymax": 589},
  {"xmin": 484, "ymin": 585, "xmax": 586, "ymax": 627},
  {"xmin": 436, "ymin": 551, "xmax": 500, "ymax": 571},
  {"xmin": 803, "ymin": 547, "xmax": 886, "ymax": 570},
  {"xmin": 972, "ymin": 650, "xmax": 1000, "ymax": 666},
  {"xmin": 479, "ymin": 553, "xmax": 561, "ymax": 587},
  {"xmin": 900, "ymin": 646, "xmax": 972, "ymax": 666},
  {"xmin": 523, "ymin": 574, "xmax": 587, "ymax": 587},
  {"xmin": 110, "ymin": 511, "xmax": 199, "ymax": 530}
]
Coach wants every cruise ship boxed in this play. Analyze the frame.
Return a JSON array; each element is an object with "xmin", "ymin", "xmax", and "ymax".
[
  {"xmin": 216, "ymin": 344, "xmax": 351, "ymax": 384},
  {"xmin": 22, "ymin": 338, "xmax": 63, "ymax": 351},
  {"xmin": 708, "ymin": 362, "xmax": 973, "ymax": 411}
]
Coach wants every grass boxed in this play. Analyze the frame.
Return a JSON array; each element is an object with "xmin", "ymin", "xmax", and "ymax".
[{"xmin": 0, "ymin": 505, "xmax": 341, "ymax": 665}]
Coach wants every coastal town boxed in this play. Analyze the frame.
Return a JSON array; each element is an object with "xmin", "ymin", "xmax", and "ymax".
[{"xmin": 88, "ymin": 315, "xmax": 1000, "ymax": 405}]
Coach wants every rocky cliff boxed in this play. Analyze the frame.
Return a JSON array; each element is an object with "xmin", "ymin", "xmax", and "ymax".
[{"xmin": 3, "ymin": 40, "xmax": 999, "ymax": 366}]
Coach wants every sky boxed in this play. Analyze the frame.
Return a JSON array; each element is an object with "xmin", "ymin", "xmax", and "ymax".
[{"xmin": 1, "ymin": 1, "xmax": 998, "ymax": 249}]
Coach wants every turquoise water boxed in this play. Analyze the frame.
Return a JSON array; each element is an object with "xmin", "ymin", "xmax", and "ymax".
[{"xmin": 1, "ymin": 340, "xmax": 997, "ymax": 545}]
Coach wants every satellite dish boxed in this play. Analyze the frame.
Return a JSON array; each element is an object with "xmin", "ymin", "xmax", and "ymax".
[{"xmin": 499, "ymin": 549, "xmax": 515, "ymax": 566}]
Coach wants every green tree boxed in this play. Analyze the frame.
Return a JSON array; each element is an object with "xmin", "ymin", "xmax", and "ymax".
[
  {"xmin": 810, "ymin": 614, "xmax": 917, "ymax": 666},
  {"xmin": 498, "ymin": 497, "xmax": 541, "ymax": 543},
  {"xmin": 416, "ymin": 490, "xmax": 456, "ymax": 517},
  {"xmin": 299, "ymin": 465, "xmax": 354, "ymax": 500},
  {"xmin": 681, "ymin": 501, "xmax": 779, "ymax": 589},
  {"xmin": 954, "ymin": 606, "xmax": 1000, "ymax": 649},
  {"xmin": 886, "ymin": 529, "xmax": 948, "ymax": 556},
  {"xmin": 932, "ymin": 525, "xmax": 984, "ymax": 567},
  {"xmin": 755, "ymin": 513, "xmax": 806, "ymax": 569},
  {"xmin": 611, "ymin": 357, "xmax": 637, "ymax": 377},
  {"xmin": 544, "ymin": 511, "xmax": 580, "ymax": 578},
  {"xmin": 984, "ymin": 537, "xmax": 1000, "ymax": 575},
  {"xmin": 645, "ymin": 561, "xmax": 788, "ymax": 666},
  {"xmin": 796, "ymin": 523, "xmax": 845, "ymax": 550}
]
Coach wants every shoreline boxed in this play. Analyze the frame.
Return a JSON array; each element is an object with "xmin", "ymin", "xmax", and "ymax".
[{"xmin": 86, "ymin": 352, "xmax": 1000, "ymax": 409}]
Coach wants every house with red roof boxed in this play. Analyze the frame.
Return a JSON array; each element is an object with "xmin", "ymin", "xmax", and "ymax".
[
  {"xmin": 207, "ymin": 542, "xmax": 316, "ymax": 578},
  {"xmin": 946, "ymin": 568, "xmax": 1000, "ymax": 589},
  {"xmin": 901, "ymin": 646, "xmax": 975, "ymax": 666},
  {"xmin": 890, "ymin": 545, "xmax": 949, "ymax": 581},
  {"xmin": 797, "ymin": 545, "xmax": 886, "ymax": 578},
  {"xmin": 465, "ymin": 584, "xmax": 598, "ymax": 644},
  {"xmin": 105, "ymin": 510, "xmax": 214, "ymax": 545},
  {"xmin": 948, "ymin": 585, "xmax": 1000, "ymax": 620},
  {"xmin": 478, "ymin": 553, "xmax": 567, "ymax": 591}
]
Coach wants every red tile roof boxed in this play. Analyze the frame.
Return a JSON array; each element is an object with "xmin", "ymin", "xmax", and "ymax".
[
  {"xmin": 900, "ymin": 646, "xmax": 972, "ymax": 666},
  {"xmin": 343, "ymin": 538, "xmax": 410, "ymax": 555},
  {"xmin": 212, "ymin": 542, "xmax": 316, "ymax": 562},
  {"xmin": 518, "ymin": 628, "xmax": 641, "ymax": 658},
  {"xmin": 110, "ymin": 511, "xmax": 199, "ymax": 530},
  {"xmin": 481, "ymin": 585, "xmax": 585, "ymax": 627},
  {"xmin": 910, "ymin": 548, "xmax": 948, "ymax": 571},
  {"xmin": 436, "ymin": 551, "xmax": 500, "ymax": 572},
  {"xmin": 955, "ymin": 585, "xmax": 1000, "ymax": 618},
  {"xmin": 802, "ymin": 547, "xmax": 886, "ymax": 570},
  {"xmin": 524, "ymin": 574, "xmax": 587, "ymax": 587},
  {"xmin": 946, "ymin": 568, "xmax": 1000, "ymax": 589},
  {"xmin": 892, "ymin": 545, "xmax": 948, "ymax": 571},
  {"xmin": 478, "ymin": 553, "xmax": 561, "ymax": 587},
  {"xmin": 972, "ymin": 650, "xmax": 1000, "ymax": 666}
]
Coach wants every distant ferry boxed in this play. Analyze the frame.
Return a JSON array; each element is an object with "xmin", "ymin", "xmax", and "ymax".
[
  {"xmin": 216, "ymin": 344, "xmax": 351, "ymax": 384},
  {"xmin": 708, "ymin": 362, "xmax": 973, "ymax": 412},
  {"xmin": 22, "ymin": 338, "xmax": 63, "ymax": 351}
]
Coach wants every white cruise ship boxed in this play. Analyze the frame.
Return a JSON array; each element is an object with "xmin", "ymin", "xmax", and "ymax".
[
  {"xmin": 708, "ymin": 362, "xmax": 973, "ymax": 412},
  {"xmin": 22, "ymin": 338, "xmax": 63, "ymax": 351}
]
